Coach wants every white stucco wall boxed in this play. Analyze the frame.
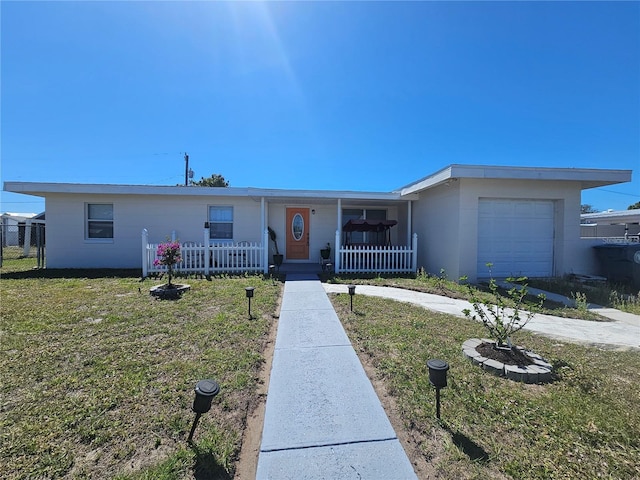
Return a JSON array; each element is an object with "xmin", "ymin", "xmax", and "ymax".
[
  {"xmin": 413, "ymin": 179, "xmax": 587, "ymax": 282},
  {"xmin": 45, "ymin": 193, "xmax": 264, "ymax": 269},
  {"xmin": 412, "ymin": 182, "xmax": 462, "ymax": 279},
  {"xmin": 43, "ymin": 193, "xmax": 407, "ymax": 269}
]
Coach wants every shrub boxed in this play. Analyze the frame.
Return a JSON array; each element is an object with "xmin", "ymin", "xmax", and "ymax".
[{"xmin": 462, "ymin": 264, "xmax": 545, "ymax": 348}]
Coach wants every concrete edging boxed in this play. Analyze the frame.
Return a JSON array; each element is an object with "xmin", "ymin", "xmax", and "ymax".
[{"xmin": 462, "ymin": 338, "xmax": 553, "ymax": 384}]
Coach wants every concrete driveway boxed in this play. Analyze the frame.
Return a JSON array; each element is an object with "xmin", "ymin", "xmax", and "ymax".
[{"xmin": 322, "ymin": 284, "xmax": 640, "ymax": 350}]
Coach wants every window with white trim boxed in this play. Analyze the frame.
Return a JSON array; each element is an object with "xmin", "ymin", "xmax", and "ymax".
[
  {"xmin": 86, "ymin": 203, "xmax": 114, "ymax": 239},
  {"xmin": 342, "ymin": 208, "xmax": 387, "ymax": 245},
  {"xmin": 208, "ymin": 206, "xmax": 233, "ymax": 240}
]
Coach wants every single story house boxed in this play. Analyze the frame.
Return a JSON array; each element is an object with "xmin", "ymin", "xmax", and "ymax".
[
  {"xmin": 581, "ymin": 209, "xmax": 640, "ymax": 239},
  {"xmin": 3, "ymin": 164, "xmax": 632, "ymax": 282},
  {"xmin": 1, "ymin": 212, "xmax": 39, "ymax": 246}
]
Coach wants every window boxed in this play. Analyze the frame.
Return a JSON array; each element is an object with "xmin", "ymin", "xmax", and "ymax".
[
  {"xmin": 342, "ymin": 208, "xmax": 387, "ymax": 245},
  {"xmin": 86, "ymin": 203, "xmax": 113, "ymax": 239},
  {"xmin": 343, "ymin": 209, "xmax": 365, "ymax": 244},
  {"xmin": 208, "ymin": 206, "xmax": 233, "ymax": 240}
]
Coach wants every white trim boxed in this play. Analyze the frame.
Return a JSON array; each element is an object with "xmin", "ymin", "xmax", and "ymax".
[
  {"xmin": 85, "ymin": 202, "xmax": 114, "ymax": 241},
  {"xmin": 3, "ymin": 181, "xmax": 418, "ymax": 202},
  {"xmin": 397, "ymin": 164, "xmax": 632, "ymax": 195}
]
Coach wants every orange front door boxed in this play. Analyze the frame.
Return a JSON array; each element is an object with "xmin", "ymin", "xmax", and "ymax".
[{"xmin": 286, "ymin": 207, "xmax": 310, "ymax": 260}]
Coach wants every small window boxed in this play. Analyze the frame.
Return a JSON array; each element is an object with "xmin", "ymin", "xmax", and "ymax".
[
  {"xmin": 209, "ymin": 206, "xmax": 233, "ymax": 240},
  {"xmin": 87, "ymin": 203, "xmax": 113, "ymax": 239}
]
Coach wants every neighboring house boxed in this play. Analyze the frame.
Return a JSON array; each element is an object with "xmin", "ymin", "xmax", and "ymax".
[
  {"xmin": 581, "ymin": 209, "xmax": 640, "ymax": 239},
  {"xmin": 1, "ymin": 212, "xmax": 38, "ymax": 246},
  {"xmin": 3, "ymin": 164, "xmax": 632, "ymax": 282}
]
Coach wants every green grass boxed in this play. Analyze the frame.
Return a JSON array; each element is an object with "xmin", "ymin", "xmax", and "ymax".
[
  {"xmin": 528, "ymin": 276, "xmax": 640, "ymax": 315},
  {"xmin": 3, "ymin": 254, "xmax": 637, "ymax": 479},
  {"xmin": 1, "ymin": 257, "xmax": 282, "ymax": 479},
  {"xmin": 327, "ymin": 270, "xmax": 609, "ymax": 321},
  {"xmin": 330, "ymin": 292, "xmax": 640, "ymax": 479}
]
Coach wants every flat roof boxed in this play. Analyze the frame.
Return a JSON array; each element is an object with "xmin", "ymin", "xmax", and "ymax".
[
  {"xmin": 2, "ymin": 182, "xmax": 417, "ymax": 204},
  {"xmin": 5, "ymin": 164, "xmax": 632, "ymax": 202},
  {"xmin": 396, "ymin": 164, "xmax": 632, "ymax": 195}
]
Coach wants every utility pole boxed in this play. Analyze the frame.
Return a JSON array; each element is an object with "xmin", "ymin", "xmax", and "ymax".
[{"xmin": 184, "ymin": 153, "xmax": 189, "ymax": 186}]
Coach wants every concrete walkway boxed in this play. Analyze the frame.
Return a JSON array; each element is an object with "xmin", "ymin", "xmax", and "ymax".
[
  {"xmin": 322, "ymin": 284, "xmax": 640, "ymax": 350},
  {"xmin": 256, "ymin": 274, "xmax": 418, "ymax": 480}
]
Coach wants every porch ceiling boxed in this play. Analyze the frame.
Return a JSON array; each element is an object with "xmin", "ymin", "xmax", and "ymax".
[{"xmin": 247, "ymin": 188, "xmax": 416, "ymax": 206}]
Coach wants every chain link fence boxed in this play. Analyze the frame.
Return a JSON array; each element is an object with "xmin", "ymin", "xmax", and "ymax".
[{"xmin": 0, "ymin": 222, "xmax": 46, "ymax": 266}]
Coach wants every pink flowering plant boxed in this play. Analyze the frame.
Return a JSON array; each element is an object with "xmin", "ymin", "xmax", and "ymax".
[{"xmin": 153, "ymin": 241, "xmax": 182, "ymax": 286}]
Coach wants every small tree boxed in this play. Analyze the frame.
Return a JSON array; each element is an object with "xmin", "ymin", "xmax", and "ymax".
[
  {"xmin": 627, "ymin": 201, "xmax": 640, "ymax": 210},
  {"xmin": 581, "ymin": 204, "xmax": 598, "ymax": 214},
  {"xmin": 462, "ymin": 265, "xmax": 545, "ymax": 348},
  {"xmin": 190, "ymin": 174, "xmax": 229, "ymax": 187},
  {"xmin": 153, "ymin": 241, "xmax": 182, "ymax": 287}
]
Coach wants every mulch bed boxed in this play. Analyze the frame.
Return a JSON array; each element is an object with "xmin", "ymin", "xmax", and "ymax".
[{"xmin": 476, "ymin": 342, "xmax": 536, "ymax": 366}]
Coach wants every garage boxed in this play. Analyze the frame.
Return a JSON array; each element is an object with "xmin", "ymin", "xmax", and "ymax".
[{"xmin": 477, "ymin": 199, "xmax": 555, "ymax": 278}]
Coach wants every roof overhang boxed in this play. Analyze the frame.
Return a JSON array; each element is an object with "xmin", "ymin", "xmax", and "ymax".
[
  {"xmin": 396, "ymin": 164, "xmax": 633, "ymax": 196},
  {"xmin": 3, "ymin": 182, "xmax": 418, "ymax": 205}
]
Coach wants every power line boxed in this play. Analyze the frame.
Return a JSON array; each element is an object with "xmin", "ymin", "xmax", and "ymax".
[{"xmin": 596, "ymin": 188, "xmax": 640, "ymax": 198}]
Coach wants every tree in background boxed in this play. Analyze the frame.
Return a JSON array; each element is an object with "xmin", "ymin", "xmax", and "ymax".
[
  {"xmin": 191, "ymin": 174, "xmax": 229, "ymax": 187},
  {"xmin": 628, "ymin": 201, "xmax": 640, "ymax": 210},
  {"xmin": 581, "ymin": 204, "xmax": 598, "ymax": 214}
]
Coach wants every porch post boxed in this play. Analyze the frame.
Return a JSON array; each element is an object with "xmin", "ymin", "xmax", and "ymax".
[
  {"xmin": 263, "ymin": 229, "xmax": 269, "ymax": 273},
  {"xmin": 412, "ymin": 233, "xmax": 418, "ymax": 272},
  {"xmin": 142, "ymin": 229, "xmax": 148, "ymax": 278},
  {"xmin": 204, "ymin": 226, "xmax": 210, "ymax": 276},
  {"xmin": 260, "ymin": 197, "xmax": 265, "ymax": 243},
  {"xmin": 335, "ymin": 229, "xmax": 341, "ymax": 273},
  {"xmin": 261, "ymin": 197, "xmax": 268, "ymax": 273},
  {"xmin": 407, "ymin": 200, "xmax": 412, "ymax": 247},
  {"xmin": 336, "ymin": 199, "xmax": 342, "ymax": 273}
]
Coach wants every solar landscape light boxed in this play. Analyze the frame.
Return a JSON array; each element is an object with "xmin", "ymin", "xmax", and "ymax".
[
  {"xmin": 268, "ymin": 264, "xmax": 276, "ymax": 284},
  {"xmin": 427, "ymin": 359, "xmax": 449, "ymax": 419},
  {"xmin": 245, "ymin": 287, "xmax": 255, "ymax": 319},
  {"xmin": 188, "ymin": 379, "xmax": 220, "ymax": 443},
  {"xmin": 348, "ymin": 284, "xmax": 356, "ymax": 311}
]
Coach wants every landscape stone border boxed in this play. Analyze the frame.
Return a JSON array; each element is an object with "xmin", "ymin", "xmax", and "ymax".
[
  {"xmin": 462, "ymin": 338, "xmax": 553, "ymax": 384},
  {"xmin": 149, "ymin": 283, "xmax": 191, "ymax": 300}
]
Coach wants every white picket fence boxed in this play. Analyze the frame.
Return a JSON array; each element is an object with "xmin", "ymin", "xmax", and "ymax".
[
  {"xmin": 142, "ymin": 228, "xmax": 418, "ymax": 276},
  {"xmin": 142, "ymin": 229, "xmax": 268, "ymax": 277},
  {"xmin": 335, "ymin": 232, "xmax": 417, "ymax": 274}
]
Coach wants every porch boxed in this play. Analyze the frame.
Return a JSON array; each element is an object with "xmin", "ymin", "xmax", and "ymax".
[{"xmin": 142, "ymin": 228, "xmax": 418, "ymax": 277}]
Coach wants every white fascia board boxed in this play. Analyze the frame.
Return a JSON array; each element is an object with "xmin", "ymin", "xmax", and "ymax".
[
  {"xmin": 3, "ymin": 182, "xmax": 252, "ymax": 197},
  {"xmin": 395, "ymin": 166, "xmax": 454, "ymax": 196},
  {"xmin": 396, "ymin": 164, "xmax": 632, "ymax": 195},
  {"xmin": 3, "ymin": 181, "xmax": 418, "ymax": 202}
]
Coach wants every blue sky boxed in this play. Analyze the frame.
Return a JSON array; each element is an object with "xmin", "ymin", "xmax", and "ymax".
[{"xmin": 2, "ymin": 1, "xmax": 639, "ymax": 214}]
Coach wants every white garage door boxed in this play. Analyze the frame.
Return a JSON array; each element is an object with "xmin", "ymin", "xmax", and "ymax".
[{"xmin": 477, "ymin": 199, "xmax": 554, "ymax": 278}]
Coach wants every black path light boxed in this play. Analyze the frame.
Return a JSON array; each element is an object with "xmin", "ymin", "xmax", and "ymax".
[
  {"xmin": 348, "ymin": 284, "xmax": 356, "ymax": 311},
  {"xmin": 268, "ymin": 264, "xmax": 275, "ymax": 281},
  {"xmin": 245, "ymin": 287, "xmax": 255, "ymax": 319},
  {"xmin": 188, "ymin": 379, "xmax": 220, "ymax": 443},
  {"xmin": 427, "ymin": 359, "xmax": 449, "ymax": 420}
]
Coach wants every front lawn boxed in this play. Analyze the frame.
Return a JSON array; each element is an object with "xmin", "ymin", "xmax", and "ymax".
[
  {"xmin": 330, "ymin": 292, "xmax": 640, "ymax": 479},
  {"xmin": 0, "ymin": 257, "xmax": 281, "ymax": 479}
]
